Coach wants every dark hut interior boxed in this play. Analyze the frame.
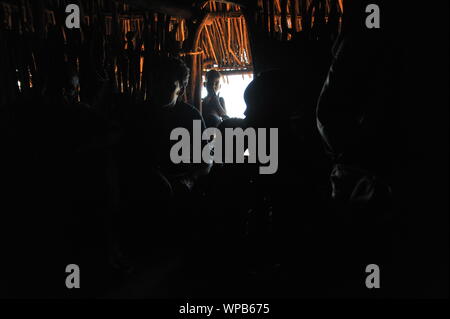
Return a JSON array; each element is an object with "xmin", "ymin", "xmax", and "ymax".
[{"xmin": 0, "ymin": 0, "xmax": 448, "ymax": 300}]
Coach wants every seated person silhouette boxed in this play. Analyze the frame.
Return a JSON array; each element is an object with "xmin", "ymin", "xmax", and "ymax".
[
  {"xmin": 118, "ymin": 56, "xmax": 211, "ymax": 256},
  {"xmin": 148, "ymin": 56, "xmax": 211, "ymax": 193},
  {"xmin": 202, "ymin": 70, "xmax": 229, "ymax": 128}
]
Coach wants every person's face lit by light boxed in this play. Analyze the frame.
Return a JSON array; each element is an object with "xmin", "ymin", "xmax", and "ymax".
[
  {"xmin": 150, "ymin": 73, "xmax": 184, "ymax": 108},
  {"xmin": 205, "ymin": 77, "xmax": 221, "ymax": 96}
]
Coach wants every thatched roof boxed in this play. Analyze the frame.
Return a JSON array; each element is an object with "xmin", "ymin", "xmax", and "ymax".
[
  {"xmin": 0, "ymin": 0, "xmax": 343, "ymax": 108},
  {"xmin": 198, "ymin": 2, "xmax": 252, "ymax": 72}
]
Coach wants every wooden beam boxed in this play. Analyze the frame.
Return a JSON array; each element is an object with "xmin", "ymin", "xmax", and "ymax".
[{"xmin": 207, "ymin": 12, "xmax": 244, "ymax": 19}]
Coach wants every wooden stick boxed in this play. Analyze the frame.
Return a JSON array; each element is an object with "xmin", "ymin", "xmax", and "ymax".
[
  {"xmin": 290, "ymin": 0, "xmax": 298, "ymax": 32},
  {"xmin": 275, "ymin": 0, "xmax": 281, "ymax": 13},
  {"xmin": 239, "ymin": 18, "xmax": 245, "ymax": 59},
  {"xmin": 215, "ymin": 19, "xmax": 228, "ymax": 65},
  {"xmin": 204, "ymin": 26, "xmax": 218, "ymax": 65},
  {"xmin": 270, "ymin": 0, "xmax": 275, "ymax": 37}
]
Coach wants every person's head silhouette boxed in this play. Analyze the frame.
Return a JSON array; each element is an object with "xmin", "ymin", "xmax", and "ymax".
[{"xmin": 148, "ymin": 56, "xmax": 190, "ymax": 108}]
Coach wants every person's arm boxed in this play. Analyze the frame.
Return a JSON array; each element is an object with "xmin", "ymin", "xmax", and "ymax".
[
  {"xmin": 218, "ymin": 97, "xmax": 229, "ymax": 118},
  {"xmin": 219, "ymin": 97, "xmax": 226, "ymax": 113},
  {"xmin": 209, "ymin": 95, "xmax": 227, "ymax": 118},
  {"xmin": 317, "ymin": 38, "xmax": 365, "ymax": 156}
]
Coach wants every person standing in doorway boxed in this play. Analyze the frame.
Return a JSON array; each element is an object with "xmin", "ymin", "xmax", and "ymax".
[{"xmin": 202, "ymin": 70, "xmax": 229, "ymax": 127}]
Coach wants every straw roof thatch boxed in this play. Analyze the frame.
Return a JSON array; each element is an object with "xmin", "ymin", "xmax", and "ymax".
[
  {"xmin": 0, "ymin": 0, "xmax": 343, "ymax": 109},
  {"xmin": 197, "ymin": 2, "xmax": 252, "ymax": 72}
]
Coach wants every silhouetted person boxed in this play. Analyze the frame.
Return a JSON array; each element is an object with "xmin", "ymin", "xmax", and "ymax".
[
  {"xmin": 118, "ymin": 56, "xmax": 210, "ymax": 259},
  {"xmin": 147, "ymin": 56, "xmax": 211, "ymax": 192},
  {"xmin": 315, "ymin": 0, "xmax": 399, "ymax": 296},
  {"xmin": 241, "ymin": 70, "xmax": 328, "ymax": 288},
  {"xmin": 316, "ymin": 3, "xmax": 397, "ymax": 210},
  {"xmin": 202, "ymin": 70, "xmax": 229, "ymax": 128},
  {"xmin": 0, "ymin": 60, "xmax": 115, "ymax": 297}
]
